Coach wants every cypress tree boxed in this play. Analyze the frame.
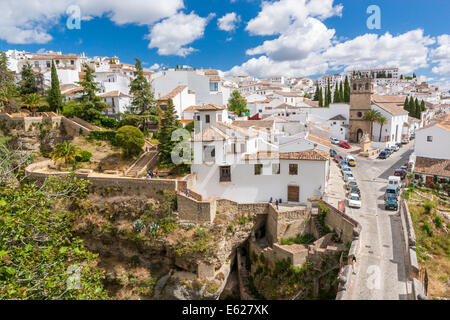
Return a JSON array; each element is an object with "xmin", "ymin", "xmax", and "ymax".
[
  {"xmin": 47, "ymin": 60, "xmax": 62, "ymax": 112},
  {"xmin": 333, "ymin": 83, "xmax": 340, "ymax": 103},
  {"xmin": 420, "ymin": 100, "xmax": 426, "ymax": 113},
  {"xmin": 326, "ymin": 79, "xmax": 331, "ymax": 107},
  {"xmin": 339, "ymin": 81, "xmax": 344, "ymax": 103},
  {"xmin": 318, "ymin": 87, "xmax": 323, "ymax": 107},
  {"xmin": 313, "ymin": 83, "xmax": 319, "ymax": 101},
  {"xmin": 19, "ymin": 63, "xmax": 38, "ymax": 96},
  {"xmin": 415, "ymin": 98, "xmax": 420, "ymax": 119},
  {"xmin": 344, "ymin": 76, "xmax": 350, "ymax": 102},
  {"xmin": 404, "ymin": 96, "xmax": 409, "ymax": 113},
  {"xmin": 409, "ymin": 98, "xmax": 416, "ymax": 118},
  {"xmin": 158, "ymin": 98, "xmax": 181, "ymax": 165}
]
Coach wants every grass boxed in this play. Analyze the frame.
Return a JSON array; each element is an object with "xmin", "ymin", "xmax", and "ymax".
[
  {"xmin": 407, "ymin": 189, "xmax": 450, "ymax": 299},
  {"xmin": 280, "ymin": 233, "xmax": 315, "ymax": 245}
]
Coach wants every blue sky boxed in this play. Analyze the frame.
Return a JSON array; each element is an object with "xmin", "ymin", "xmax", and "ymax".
[{"xmin": 0, "ymin": 0, "xmax": 449, "ymax": 87}]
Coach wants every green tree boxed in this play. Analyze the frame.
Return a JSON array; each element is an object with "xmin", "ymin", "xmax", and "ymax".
[
  {"xmin": 344, "ymin": 76, "xmax": 350, "ymax": 102},
  {"xmin": 72, "ymin": 64, "xmax": 108, "ymax": 122},
  {"xmin": 318, "ymin": 87, "xmax": 323, "ymax": 107},
  {"xmin": 228, "ymin": 90, "xmax": 249, "ymax": 116},
  {"xmin": 415, "ymin": 98, "xmax": 421, "ymax": 119},
  {"xmin": 333, "ymin": 83, "xmax": 340, "ymax": 103},
  {"xmin": 19, "ymin": 63, "xmax": 38, "ymax": 96},
  {"xmin": 325, "ymin": 79, "xmax": 331, "ymax": 107},
  {"xmin": 362, "ymin": 110, "xmax": 381, "ymax": 140},
  {"xmin": 51, "ymin": 141, "xmax": 82, "ymax": 165},
  {"xmin": 339, "ymin": 81, "xmax": 344, "ymax": 103},
  {"xmin": 377, "ymin": 116, "xmax": 388, "ymax": 142},
  {"xmin": 404, "ymin": 96, "xmax": 409, "ymax": 113},
  {"xmin": 313, "ymin": 83, "xmax": 319, "ymax": 101},
  {"xmin": 420, "ymin": 100, "xmax": 426, "ymax": 113},
  {"xmin": 47, "ymin": 60, "xmax": 62, "ymax": 113},
  {"xmin": 0, "ymin": 149, "xmax": 109, "ymax": 300},
  {"xmin": 115, "ymin": 125, "xmax": 145, "ymax": 158},
  {"xmin": 124, "ymin": 58, "xmax": 161, "ymax": 130},
  {"xmin": 22, "ymin": 93, "xmax": 41, "ymax": 116},
  {"xmin": 157, "ymin": 99, "xmax": 182, "ymax": 166},
  {"xmin": 0, "ymin": 52, "xmax": 16, "ymax": 113},
  {"xmin": 409, "ymin": 98, "xmax": 416, "ymax": 118}
]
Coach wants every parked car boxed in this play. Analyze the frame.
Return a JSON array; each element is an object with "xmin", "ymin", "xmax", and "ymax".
[
  {"xmin": 400, "ymin": 165, "xmax": 408, "ymax": 172},
  {"xmin": 342, "ymin": 167, "xmax": 352, "ymax": 175},
  {"xmin": 388, "ymin": 176, "xmax": 401, "ymax": 188},
  {"xmin": 349, "ymin": 187, "xmax": 361, "ymax": 198},
  {"xmin": 394, "ymin": 169, "xmax": 407, "ymax": 180},
  {"xmin": 344, "ymin": 172, "xmax": 355, "ymax": 182},
  {"xmin": 391, "ymin": 145, "xmax": 399, "ymax": 152},
  {"xmin": 384, "ymin": 148, "xmax": 393, "ymax": 155},
  {"xmin": 339, "ymin": 160, "xmax": 348, "ymax": 168},
  {"xmin": 346, "ymin": 156, "xmax": 356, "ymax": 167},
  {"xmin": 334, "ymin": 155, "xmax": 344, "ymax": 163},
  {"xmin": 384, "ymin": 185, "xmax": 399, "ymax": 200},
  {"xmin": 401, "ymin": 139, "xmax": 409, "ymax": 144},
  {"xmin": 346, "ymin": 180, "xmax": 358, "ymax": 190},
  {"xmin": 378, "ymin": 151, "xmax": 388, "ymax": 159},
  {"xmin": 348, "ymin": 194, "xmax": 362, "ymax": 208},
  {"xmin": 330, "ymin": 137, "xmax": 339, "ymax": 145},
  {"xmin": 338, "ymin": 141, "xmax": 351, "ymax": 149},
  {"xmin": 330, "ymin": 149, "xmax": 337, "ymax": 157},
  {"xmin": 410, "ymin": 133, "xmax": 415, "ymax": 140},
  {"xmin": 385, "ymin": 196, "xmax": 398, "ymax": 211}
]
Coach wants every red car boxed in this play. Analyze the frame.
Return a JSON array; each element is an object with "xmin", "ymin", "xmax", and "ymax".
[
  {"xmin": 338, "ymin": 141, "xmax": 351, "ymax": 149},
  {"xmin": 334, "ymin": 155, "xmax": 344, "ymax": 163}
]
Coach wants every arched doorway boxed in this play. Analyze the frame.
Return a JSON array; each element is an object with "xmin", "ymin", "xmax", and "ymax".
[{"xmin": 356, "ymin": 129, "xmax": 363, "ymax": 143}]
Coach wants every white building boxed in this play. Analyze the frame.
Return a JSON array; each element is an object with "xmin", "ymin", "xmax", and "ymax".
[
  {"xmin": 99, "ymin": 91, "xmax": 131, "ymax": 115},
  {"xmin": 190, "ymin": 108, "xmax": 330, "ymax": 204},
  {"xmin": 370, "ymin": 95, "xmax": 409, "ymax": 147},
  {"xmin": 410, "ymin": 114, "xmax": 450, "ymax": 182},
  {"xmin": 158, "ymin": 85, "xmax": 196, "ymax": 119}
]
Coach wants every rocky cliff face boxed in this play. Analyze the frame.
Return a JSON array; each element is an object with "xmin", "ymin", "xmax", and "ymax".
[{"xmin": 72, "ymin": 193, "xmax": 258, "ymax": 300}]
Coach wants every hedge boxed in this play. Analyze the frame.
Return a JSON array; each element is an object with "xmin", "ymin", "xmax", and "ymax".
[
  {"xmin": 88, "ymin": 130, "xmax": 118, "ymax": 146},
  {"xmin": 75, "ymin": 150, "xmax": 92, "ymax": 163}
]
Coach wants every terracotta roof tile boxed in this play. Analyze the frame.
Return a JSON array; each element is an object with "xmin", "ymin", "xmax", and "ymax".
[{"xmin": 414, "ymin": 157, "xmax": 450, "ymax": 178}]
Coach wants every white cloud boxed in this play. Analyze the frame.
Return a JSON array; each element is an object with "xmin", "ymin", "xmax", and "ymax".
[
  {"xmin": 218, "ymin": 12, "xmax": 240, "ymax": 32},
  {"xmin": 245, "ymin": 0, "xmax": 342, "ymax": 36},
  {"xmin": 149, "ymin": 63, "xmax": 161, "ymax": 71},
  {"xmin": 0, "ymin": 0, "xmax": 183, "ymax": 44},
  {"xmin": 323, "ymin": 29, "xmax": 435, "ymax": 74},
  {"xmin": 430, "ymin": 34, "xmax": 450, "ymax": 75},
  {"xmin": 147, "ymin": 12, "xmax": 213, "ymax": 57},
  {"xmin": 246, "ymin": 17, "xmax": 335, "ymax": 61}
]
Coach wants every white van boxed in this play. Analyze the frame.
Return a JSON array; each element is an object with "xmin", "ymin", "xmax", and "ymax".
[{"xmin": 388, "ymin": 176, "xmax": 401, "ymax": 187}]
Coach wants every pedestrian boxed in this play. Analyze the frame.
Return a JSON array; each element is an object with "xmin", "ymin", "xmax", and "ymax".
[
  {"xmin": 275, "ymin": 199, "xmax": 279, "ymax": 210},
  {"xmin": 185, "ymin": 189, "xmax": 189, "ymax": 197},
  {"xmin": 269, "ymin": 197, "xmax": 273, "ymax": 204},
  {"xmin": 156, "ymin": 173, "xmax": 160, "ymax": 180}
]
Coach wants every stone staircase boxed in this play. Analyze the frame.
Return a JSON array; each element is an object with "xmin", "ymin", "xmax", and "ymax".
[
  {"xmin": 311, "ymin": 214, "xmax": 326, "ymax": 239},
  {"xmin": 125, "ymin": 150, "xmax": 159, "ymax": 177}
]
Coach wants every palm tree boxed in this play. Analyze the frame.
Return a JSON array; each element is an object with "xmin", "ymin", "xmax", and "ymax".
[
  {"xmin": 51, "ymin": 141, "xmax": 82, "ymax": 165},
  {"xmin": 22, "ymin": 93, "xmax": 41, "ymax": 116},
  {"xmin": 0, "ymin": 86, "xmax": 16, "ymax": 113},
  {"xmin": 377, "ymin": 116, "xmax": 388, "ymax": 142},
  {"xmin": 362, "ymin": 110, "xmax": 381, "ymax": 141}
]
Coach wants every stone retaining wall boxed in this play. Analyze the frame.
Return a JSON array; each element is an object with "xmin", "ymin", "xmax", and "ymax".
[
  {"xmin": 266, "ymin": 205, "xmax": 310, "ymax": 245},
  {"xmin": 177, "ymin": 193, "xmax": 216, "ymax": 223}
]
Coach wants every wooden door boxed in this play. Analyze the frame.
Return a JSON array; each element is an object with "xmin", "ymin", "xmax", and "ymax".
[{"xmin": 288, "ymin": 186, "xmax": 299, "ymax": 202}]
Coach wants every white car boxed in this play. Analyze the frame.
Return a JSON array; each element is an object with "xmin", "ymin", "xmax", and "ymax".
[
  {"xmin": 344, "ymin": 173, "xmax": 355, "ymax": 182},
  {"xmin": 348, "ymin": 193, "xmax": 362, "ymax": 208},
  {"xmin": 330, "ymin": 137, "xmax": 339, "ymax": 145}
]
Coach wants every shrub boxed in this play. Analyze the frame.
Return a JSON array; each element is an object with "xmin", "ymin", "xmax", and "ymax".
[
  {"xmin": 423, "ymin": 222, "xmax": 433, "ymax": 237},
  {"xmin": 75, "ymin": 150, "xmax": 92, "ymax": 163},
  {"xmin": 99, "ymin": 117, "xmax": 119, "ymax": 129},
  {"xmin": 88, "ymin": 130, "xmax": 117, "ymax": 145},
  {"xmin": 423, "ymin": 201, "xmax": 434, "ymax": 214},
  {"xmin": 115, "ymin": 126, "xmax": 145, "ymax": 158},
  {"xmin": 434, "ymin": 215, "xmax": 443, "ymax": 228}
]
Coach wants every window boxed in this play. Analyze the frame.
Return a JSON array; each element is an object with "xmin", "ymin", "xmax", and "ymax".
[
  {"xmin": 220, "ymin": 166, "xmax": 231, "ymax": 182},
  {"xmin": 196, "ymin": 115, "xmax": 200, "ymax": 121},
  {"xmin": 333, "ymin": 122, "xmax": 336, "ymax": 125},
  {"xmin": 71, "ymin": 60, "xmax": 75, "ymax": 65},
  {"xmin": 357, "ymin": 112, "xmax": 362, "ymax": 117},
  {"xmin": 254, "ymin": 164, "xmax": 262, "ymax": 175},
  {"xmin": 46, "ymin": 61, "xmax": 51, "ymax": 68},
  {"xmin": 241, "ymin": 143, "xmax": 247, "ymax": 153},
  {"xmin": 272, "ymin": 163, "xmax": 280, "ymax": 175},
  {"xmin": 427, "ymin": 136, "xmax": 433, "ymax": 142},
  {"xmin": 205, "ymin": 115, "xmax": 210, "ymax": 124},
  {"xmin": 34, "ymin": 61, "xmax": 39, "ymax": 67},
  {"xmin": 289, "ymin": 164, "xmax": 298, "ymax": 175},
  {"xmin": 209, "ymin": 82, "xmax": 218, "ymax": 92}
]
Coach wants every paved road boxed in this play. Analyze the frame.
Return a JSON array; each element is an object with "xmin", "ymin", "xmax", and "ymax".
[{"xmin": 333, "ymin": 142, "xmax": 414, "ymax": 300}]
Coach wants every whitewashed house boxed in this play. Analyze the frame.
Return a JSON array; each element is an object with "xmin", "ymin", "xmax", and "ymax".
[
  {"xmin": 190, "ymin": 108, "xmax": 330, "ymax": 204},
  {"xmin": 99, "ymin": 91, "xmax": 131, "ymax": 116}
]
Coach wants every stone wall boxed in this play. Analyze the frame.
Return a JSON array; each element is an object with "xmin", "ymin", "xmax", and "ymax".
[
  {"xmin": 272, "ymin": 243, "xmax": 309, "ymax": 267},
  {"xmin": 266, "ymin": 205, "xmax": 310, "ymax": 245},
  {"xmin": 177, "ymin": 193, "xmax": 216, "ymax": 223},
  {"xmin": 61, "ymin": 116, "xmax": 91, "ymax": 137},
  {"xmin": 216, "ymin": 199, "xmax": 269, "ymax": 216},
  {"xmin": 319, "ymin": 200, "xmax": 361, "ymax": 244}
]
